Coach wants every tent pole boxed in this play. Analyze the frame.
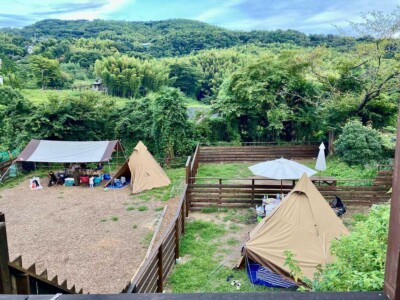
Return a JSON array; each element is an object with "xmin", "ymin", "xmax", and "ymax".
[
  {"xmin": 107, "ymin": 160, "xmax": 118, "ymax": 202},
  {"xmin": 120, "ymin": 140, "xmax": 128, "ymax": 161},
  {"xmin": 117, "ymin": 146, "xmax": 119, "ymax": 170}
]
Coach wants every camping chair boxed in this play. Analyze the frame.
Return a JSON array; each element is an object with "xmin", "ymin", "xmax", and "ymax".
[
  {"xmin": 48, "ymin": 171, "xmax": 62, "ymax": 187},
  {"xmin": 80, "ymin": 175, "xmax": 90, "ymax": 187}
]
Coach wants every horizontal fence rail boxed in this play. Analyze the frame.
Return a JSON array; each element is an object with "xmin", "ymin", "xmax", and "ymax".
[
  {"xmin": 198, "ymin": 145, "xmax": 320, "ymax": 163},
  {"xmin": 187, "ymin": 174, "xmax": 392, "ymax": 209}
]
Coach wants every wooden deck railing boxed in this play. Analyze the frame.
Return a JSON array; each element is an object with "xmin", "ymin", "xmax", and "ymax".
[
  {"xmin": 0, "ymin": 213, "xmax": 82, "ymax": 295},
  {"xmin": 124, "ymin": 184, "xmax": 188, "ymax": 293}
]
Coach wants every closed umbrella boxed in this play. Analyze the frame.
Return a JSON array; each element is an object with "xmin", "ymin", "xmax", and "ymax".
[
  {"xmin": 315, "ymin": 142, "xmax": 326, "ymax": 172},
  {"xmin": 249, "ymin": 157, "xmax": 317, "ymax": 193}
]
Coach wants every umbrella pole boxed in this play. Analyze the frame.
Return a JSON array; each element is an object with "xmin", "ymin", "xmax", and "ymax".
[{"xmin": 280, "ymin": 180, "xmax": 283, "ymax": 196}]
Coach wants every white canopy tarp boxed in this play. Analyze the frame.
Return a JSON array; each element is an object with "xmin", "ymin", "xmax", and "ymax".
[
  {"xmin": 249, "ymin": 157, "xmax": 317, "ymax": 180},
  {"xmin": 16, "ymin": 139, "xmax": 121, "ymax": 163}
]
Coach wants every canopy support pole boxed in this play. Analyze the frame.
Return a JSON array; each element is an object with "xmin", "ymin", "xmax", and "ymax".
[{"xmin": 0, "ymin": 161, "xmax": 16, "ymax": 184}]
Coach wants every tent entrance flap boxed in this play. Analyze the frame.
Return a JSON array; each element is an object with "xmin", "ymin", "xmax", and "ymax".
[{"xmin": 17, "ymin": 140, "xmax": 122, "ymax": 163}]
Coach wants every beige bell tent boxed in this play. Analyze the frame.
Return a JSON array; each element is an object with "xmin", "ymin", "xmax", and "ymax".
[
  {"xmin": 243, "ymin": 173, "xmax": 349, "ymax": 281},
  {"xmin": 107, "ymin": 141, "xmax": 170, "ymax": 194}
]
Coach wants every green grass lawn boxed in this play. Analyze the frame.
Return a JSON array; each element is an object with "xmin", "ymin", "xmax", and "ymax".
[
  {"xmin": 22, "ymin": 89, "xmax": 209, "ymax": 110},
  {"xmin": 21, "ymin": 88, "xmax": 128, "ymax": 107},
  {"xmin": 130, "ymin": 167, "xmax": 185, "ymax": 202},
  {"xmin": 166, "ymin": 220, "xmax": 276, "ymax": 293},
  {"xmin": 196, "ymin": 157, "xmax": 377, "ymax": 184}
]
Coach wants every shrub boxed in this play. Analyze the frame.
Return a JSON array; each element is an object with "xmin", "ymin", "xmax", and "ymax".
[
  {"xmin": 335, "ymin": 120, "xmax": 384, "ymax": 165},
  {"xmin": 285, "ymin": 204, "xmax": 390, "ymax": 291},
  {"xmin": 314, "ymin": 204, "xmax": 389, "ymax": 291}
]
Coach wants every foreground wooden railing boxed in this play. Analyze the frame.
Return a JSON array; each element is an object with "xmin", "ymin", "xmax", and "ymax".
[
  {"xmin": 124, "ymin": 184, "xmax": 188, "ymax": 293},
  {"xmin": 0, "ymin": 213, "xmax": 82, "ymax": 295}
]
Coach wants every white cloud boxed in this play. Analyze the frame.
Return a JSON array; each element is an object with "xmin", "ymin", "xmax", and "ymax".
[
  {"xmin": 195, "ymin": 0, "xmax": 244, "ymax": 22},
  {"xmin": 54, "ymin": 0, "xmax": 130, "ymax": 20}
]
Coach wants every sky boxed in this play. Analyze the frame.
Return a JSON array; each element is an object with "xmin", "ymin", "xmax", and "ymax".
[{"xmin": 0, "ymin": 0, "xmax": 398, "ymax": 34}]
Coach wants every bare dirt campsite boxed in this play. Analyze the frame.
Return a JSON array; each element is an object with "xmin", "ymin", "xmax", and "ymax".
[{"xmin": 0, "ymin": 179, "xmax": 170, "ymax": 293}]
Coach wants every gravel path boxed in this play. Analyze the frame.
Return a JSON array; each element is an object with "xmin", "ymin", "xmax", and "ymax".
[{"xmin": 0, "ymin": 179, "xmax": 164, "ymax": 294}]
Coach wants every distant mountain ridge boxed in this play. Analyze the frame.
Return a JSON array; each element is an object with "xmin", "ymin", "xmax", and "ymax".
[{"xmin": 1, "ymin": 18, "xmax": 367, "ymax": 57}]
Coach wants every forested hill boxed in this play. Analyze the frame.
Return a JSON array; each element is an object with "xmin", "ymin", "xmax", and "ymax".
[{"xmin": 2, "ymin": 18, "xmax": 365, "ymax": 57}]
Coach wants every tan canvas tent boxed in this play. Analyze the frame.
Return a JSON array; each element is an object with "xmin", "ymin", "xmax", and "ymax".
[
  {"xmin": 107, "ymin": 141, "xmax": 170, "ymax": 194},
  {"xmin": 243, "ymin": 174, "xmax": 349, "ymax": 281}
]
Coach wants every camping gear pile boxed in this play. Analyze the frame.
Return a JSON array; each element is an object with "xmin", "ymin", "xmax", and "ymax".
[
  {"xmin": 241, "ymin": 174, "xmax": 349, "ymax": 288},
  {"xmin": 330, "ymin": 196, "xmax": 347, "ymax": 217},
  {"xmin": 256, "ymin": 194, "xmax": 282, "ymax": 219},
  {"xmin": 14, "ymin": 139, "xmax": 125, "ymax": 189}
]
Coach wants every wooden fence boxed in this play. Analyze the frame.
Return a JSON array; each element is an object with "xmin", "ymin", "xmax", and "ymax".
[
  {"xmin": 124, "ymin": 184, "xmax": 188, "ymax": 293},
  {"xmin": 187, "ymin": 176, "xmax": 392, "ymax": 209},
  {"xmin": 185, "ymin": 144, "xmax": 200, "ymax": 185},
  {"xmin": 198, "ymin": 144, "xmax": 320, "ymax": 163},
  {"xmin": 0, "ymin": 213, "xmax": 82, "ymax": 295}
]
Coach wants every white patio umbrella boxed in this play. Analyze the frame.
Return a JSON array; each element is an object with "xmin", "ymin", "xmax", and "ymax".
[
  {"xmin": 249, "ymin": 157, "xmax": 317, "ymax": 192},
  {"xmin": 315, "ymin": 142, "xmax": 327, "ymax": 171}
]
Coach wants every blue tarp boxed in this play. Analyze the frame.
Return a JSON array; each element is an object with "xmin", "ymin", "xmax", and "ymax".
[
  {"xmin": 107, "ymin": 181, "xmax": 129, "ymax": 189},
  {"xmin": 246, "ymin": 260, "xmax": 298, "ymax": 289}
]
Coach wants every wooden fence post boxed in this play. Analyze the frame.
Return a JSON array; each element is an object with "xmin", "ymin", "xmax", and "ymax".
[
  {"xmin": 185, "ymin": 186, "xmax": 189, "ymax": 217},
  {"xmin": 174, "ymin": 220, "xmax": 180, "ymax": 259},
  {"xmin": 384, "ymin": 106, "xmax": 400, "ymax": 299},
  {"xmin": 219, "ymin": 179, "xmax": 222, "ymax": 204},
  {"xmin": 181, "ymin": 200, "xmax": 186, "ymax": 234},
  {"xmin": 0, "ymin": 213, "xmax": 12, "ymax": 294},
  {"xmin": 157, "ymin": 244, "xmax": 164, "ymax": 293},
  {"xmin": 252, "ymin": 179, "xmax": 255, "ymax": 202}
]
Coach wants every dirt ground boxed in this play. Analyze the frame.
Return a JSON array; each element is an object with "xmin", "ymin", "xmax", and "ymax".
[
  {"xmin": 0, "ymin": 178, "xmax": 166, "ymax": 294},
  {"xmin": 152, "ymin": 196, "xmax": 181, "ymax": 249}
]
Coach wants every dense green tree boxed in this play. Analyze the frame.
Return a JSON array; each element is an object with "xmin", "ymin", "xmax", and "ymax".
[
  {"xmin": 152, "ymin": 88, "xmax": 195, "ymax": 162},
  {"xmin": 95, "ymin": 55, "xmax": 169, "ymax": 98},
  {"xmin": 29, "ymin": 55, "xmax": 72, "ymax": 89},
  {"xmin": 113, "ymin": 97, "xmax": 154, "ymax": 151},
  {"xmin": 214, "ymin": 51, "xmax": 319, "ymax": 141},
  {"xmin": 167, "ymin": 59, "xmax": 203, "ymax": 98},
  {"xmin": 0, "ymin": 86, "xmax": 32, "ymax": 150},
  {"xmin": 27, "ymin": 92, "xmax": 115, "ymax": 141}
]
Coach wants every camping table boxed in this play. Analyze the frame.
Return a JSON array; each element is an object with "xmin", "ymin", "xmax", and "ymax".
[{"xmin": 310, "ymin": 176, "xmax": 337, "ymax": 186}]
